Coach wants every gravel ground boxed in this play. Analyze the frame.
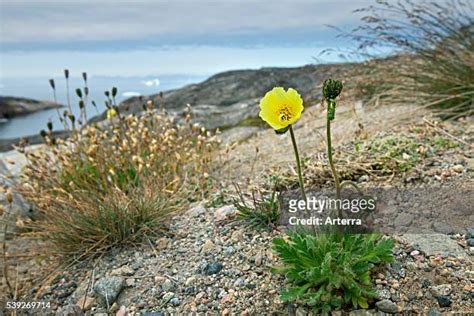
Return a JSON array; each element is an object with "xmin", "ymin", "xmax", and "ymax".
[{"xmin": 35, "ymin": 201, "xmax": 473, "ymax": 315}]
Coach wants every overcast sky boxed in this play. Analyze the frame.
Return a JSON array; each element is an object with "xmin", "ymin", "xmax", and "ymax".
[{"xmin": 0, "ymin": 0, "xmax": 371, "ymax": 79}]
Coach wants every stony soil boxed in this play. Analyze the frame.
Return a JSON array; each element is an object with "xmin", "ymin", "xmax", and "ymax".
[
  {"xmin": 1, "ymin": 101, "xmax": 473, "ymax": 315},
  {"xmin": 36, "ymin": 203, "xmax": 473, "ymax": 315}
]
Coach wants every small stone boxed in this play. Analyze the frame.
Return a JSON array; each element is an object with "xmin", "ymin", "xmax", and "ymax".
[
  {"xmin": 169, "ymin": 297, "xmax": 180, "ymax": 306},
  {"xmin": 188, "ymin": 204, "xmax": 206, "ymax": 217},
  {"xmin": 155, "ymin": 237, "xmax": 169, "ymax": 250},
  {"xmin": 224, "ymin": 246, "xmax": 235, "ymax": 256},
  {"xmin": 435, "ymin": 295, "xmax": 451, "ymax": 307},
  {"xmin": 254, "ymin": 252, "xmax": 263, "ymax": 266},
  {"xmin": 375, "ymin": 299, "xmax": 398, "ymax": 314},
  {"xmin": 428, "ymin": 307, "xmax": 442, "ymax": 316},
  {"xmin": 394, "ymin": 213, "xmax": 414, "ymax": 227},
  {"xmin": 162, "ymin": 292, "xmax": 174, "ymax": 303},
  {"xmin": 111, "ymin": 265, "xmax": 134, "ymax": 277},
  {"xmin": 202, "ymin": 262, "xmax": 223, "ymax": 275},
  {"xmin": 185, "ymin": 276, "xmax": 196, "ymax": 287},
  {"xmin": 201, "ymin": 240, "xmax": 215, "ymax": 253},
  {"xmin": 377, "ymin": 289, "xmax": 391, "ymax": 300},
  {"xmin": 215, "ymin": 205, "xmax": 236, "ymax": 221},
  {"xmin": 196, "ymin": 291, "xmax": 206, "ymax": 300},
  {"xmin": 431, "ymin": 284, "xmax": 452, "ymax": 297},
  {"xmin": 466, "ymin": 238, "xmax": 474, "ymax": 247},
  {"xmin": 93, "ymin": 276, "xmax": 125, "ymax": 307},
  {"xmin": 358, "ymin": 175, "xmax": 369, "ymax": 183},
  {"xmin": 410, "ymin": 250, "xmax": 420, "ymax": 256},
  {"xmin": 451, "ymin": 164, "xmax": 464, "ymax": 173},
  {"xmin": 233, "ymin": 278, "xmax": 246, "ymax": 288},
  {"xmin": 231, "ymin": 230, "xmax": 244, "ymax": 242},
  {"xmin": 432, "ymin": 222, "xmax": 454, "ymax": 235},
  {"xmin": 466, "ymin": 227, "xmax": 474, "ymax": 239},
  {"xmin": 161, "ymin": 279, "xmax": 173, "ymax": 291},
  {"xmin": 76, "ymin": 296, "xmax": 95, "ymax": 310}
]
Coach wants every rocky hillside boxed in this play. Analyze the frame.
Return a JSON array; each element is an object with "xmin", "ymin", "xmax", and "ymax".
[
  {"xmin": 0, "ymin": 96, "xmax": 62, "ymax": 119},
  {"xmin": 93, "ymin": 63, "xmax": 353, "ymax": 129}
]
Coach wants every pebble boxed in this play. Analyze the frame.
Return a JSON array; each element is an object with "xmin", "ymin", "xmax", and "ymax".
[
  {"xmin": 161, "ymin": 279, "xmax": 174, "ymax": 291},
  {"xmin": 224, "ymin": 246, "xmax": 235, "ymax": 256},
  {"xmin": 435, "ymin": 295, "xmax": 452, "ymax": 307},
  {"xmin": 451, "ymin": 164, "xmax": 464, "ymax": 173},
  {"xmin": 201, "ymin": 240, "xmax": 215, "ymax": 253},
  {"xmin": 202, "ymin": 262, "xmax": 223, "ymax": 275},
  {"xmin": 214, "ymin": 205, "xmax": 236, "ymax": 221},
  {"xmin": 234, "ymin": 278, "xmax": 246, "ymax": 288},
  {"xmin": 93, "ymin": 276, "xmax": 125, "ymax": 307},
  {"xmin": 375, "ymin": 299, "xmax": 398, "ymax": 313}
]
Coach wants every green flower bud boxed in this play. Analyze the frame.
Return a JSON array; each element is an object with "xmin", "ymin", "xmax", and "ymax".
[
  {"xmin": 64, "ymin": 69, "xmax": 69, "ymax": 79},
  {"xmin": 105, "ymin": 91, "xmax": 110, "ymax": 97},
  {"xmin": 82, "ymin": 72, "xmax": 87, "ymax": 82},
  {"xmin": 75, "ymin": 88, "xmax": 82, "ymax": 98},
  {"xmin": 47, "ymin": 121, "xmax": 53, "ymax": 131},
  {"xmin": 79, "ymin": 100, "xmax": 85, "ymax": 109},
  {"xmin": 49, "ymin": 79, "xmax": 55, "ymax": 90},
  {"xmin": 111, "ymin": 87, "xmax": 118, "ymax": 98},
  {"xmin": 322, "ymin": 79, "xmax": 343, "ymax": 100},
  {"xmin": 40, "ymin": 130, "xmax": 47, "ymax": 138}
]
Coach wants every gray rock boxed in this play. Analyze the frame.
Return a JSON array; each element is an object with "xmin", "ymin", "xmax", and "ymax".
[
  {"xmin": 162, "ymin": 292, "xmax": 174, "ymax": 303},
  {"xmin": 233, "ymin": 278, "xmax": 246, "ymax": 288},
  {"xmin": 435, "ymin": 295, "xmax": 452, "ymax": 307},
  {"xmin": 161, "ymin": 279, "xmax": 174, "ymax": 292},
  {"xmin": 432, "ymin": 222, "xmax": 454, "ymax": 235},
  {"xmin": 431, "ymin": 284, "xmax": 452, "ymax": 297},
  {"xmin": 202, "ymin": 262, "xmax": 223, "ymax": 275},
  {"xmin": 169, "ymin": 297, "xmax": 180, "ymax": 306},
  {"xmin": 394, "ymin": 213, "xmax": 414, "ymax": 227},
  {"xmin": 93, "ymin": 276, "xmax": 125, "ymax": 307},
  {"xmin": 375, "ymin": 299, "xmax": 398, "ymax": 314},
  {"xmin": 224, "ymin": 246, "xmax": 235, "ymax": 256},
  {"xmin": 402, "ymin": 234, "xmax": 468, "ymax": 258},
  {"xmin": 467, "ymin": 238, "xmax": 474, "ymax": 247},
  {"xmin": 428, "ymin": 307, "xmax": 442, "ymax": 316},
  {"xmin": 466, "ymin": 227, "xmax": 474, "ymax": 239}
]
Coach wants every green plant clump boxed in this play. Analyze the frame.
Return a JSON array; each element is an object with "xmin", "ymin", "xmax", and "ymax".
[
  {"xmin": 232, "ymin": 184, "xmax": 280, "ymax": 230},
  {"xmin": 273, "ymin": 232, "xmax": 394, "ymax": 314}
]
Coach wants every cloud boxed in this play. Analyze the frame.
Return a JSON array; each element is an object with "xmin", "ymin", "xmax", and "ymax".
[
  {"xmin": 142, "ymin": 79, "xmax": 160, "ymax": 87},
  {"xmin": 0, "ymin": 0, "xmax": 370, "ymax": 45},
  {"xmin": 122, "ymin": 91, "xmax": 141, "ymax": 97}
]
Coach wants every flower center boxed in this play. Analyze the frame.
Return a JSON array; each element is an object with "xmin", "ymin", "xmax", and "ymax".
[{"xmin": 279, "ymin": 106, "xmax": 293, "ymax": 122}]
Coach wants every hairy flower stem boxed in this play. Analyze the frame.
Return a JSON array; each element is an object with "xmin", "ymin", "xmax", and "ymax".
[
  {"xmin": 289, "ymin": 126, "xmax": 307, "ymax": 203},
  {"xmin": 326, "ymin": 117, "xmax": 342, "ymax": 219},
  {"xmin": 289, "ymin": 126, "xmax": 315, "ymax": 234}
]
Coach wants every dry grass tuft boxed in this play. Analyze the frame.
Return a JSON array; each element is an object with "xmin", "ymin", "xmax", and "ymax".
[
  {"xmin": 18, "ymin": 108, "xmax": 218, "ymax": 260},
  {"xmin": 337, "ymin": 0, "xmax": 474, "ymax": 118}
]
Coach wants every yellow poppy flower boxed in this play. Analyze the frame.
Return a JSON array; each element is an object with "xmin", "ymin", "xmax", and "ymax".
[
  {"xmin": 107, "ymin": 108, "xmax": 117, "ymax": 120},
  {"xmin": 259, "ymin": 87, "xmax": 304, "ymax": 131}
]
